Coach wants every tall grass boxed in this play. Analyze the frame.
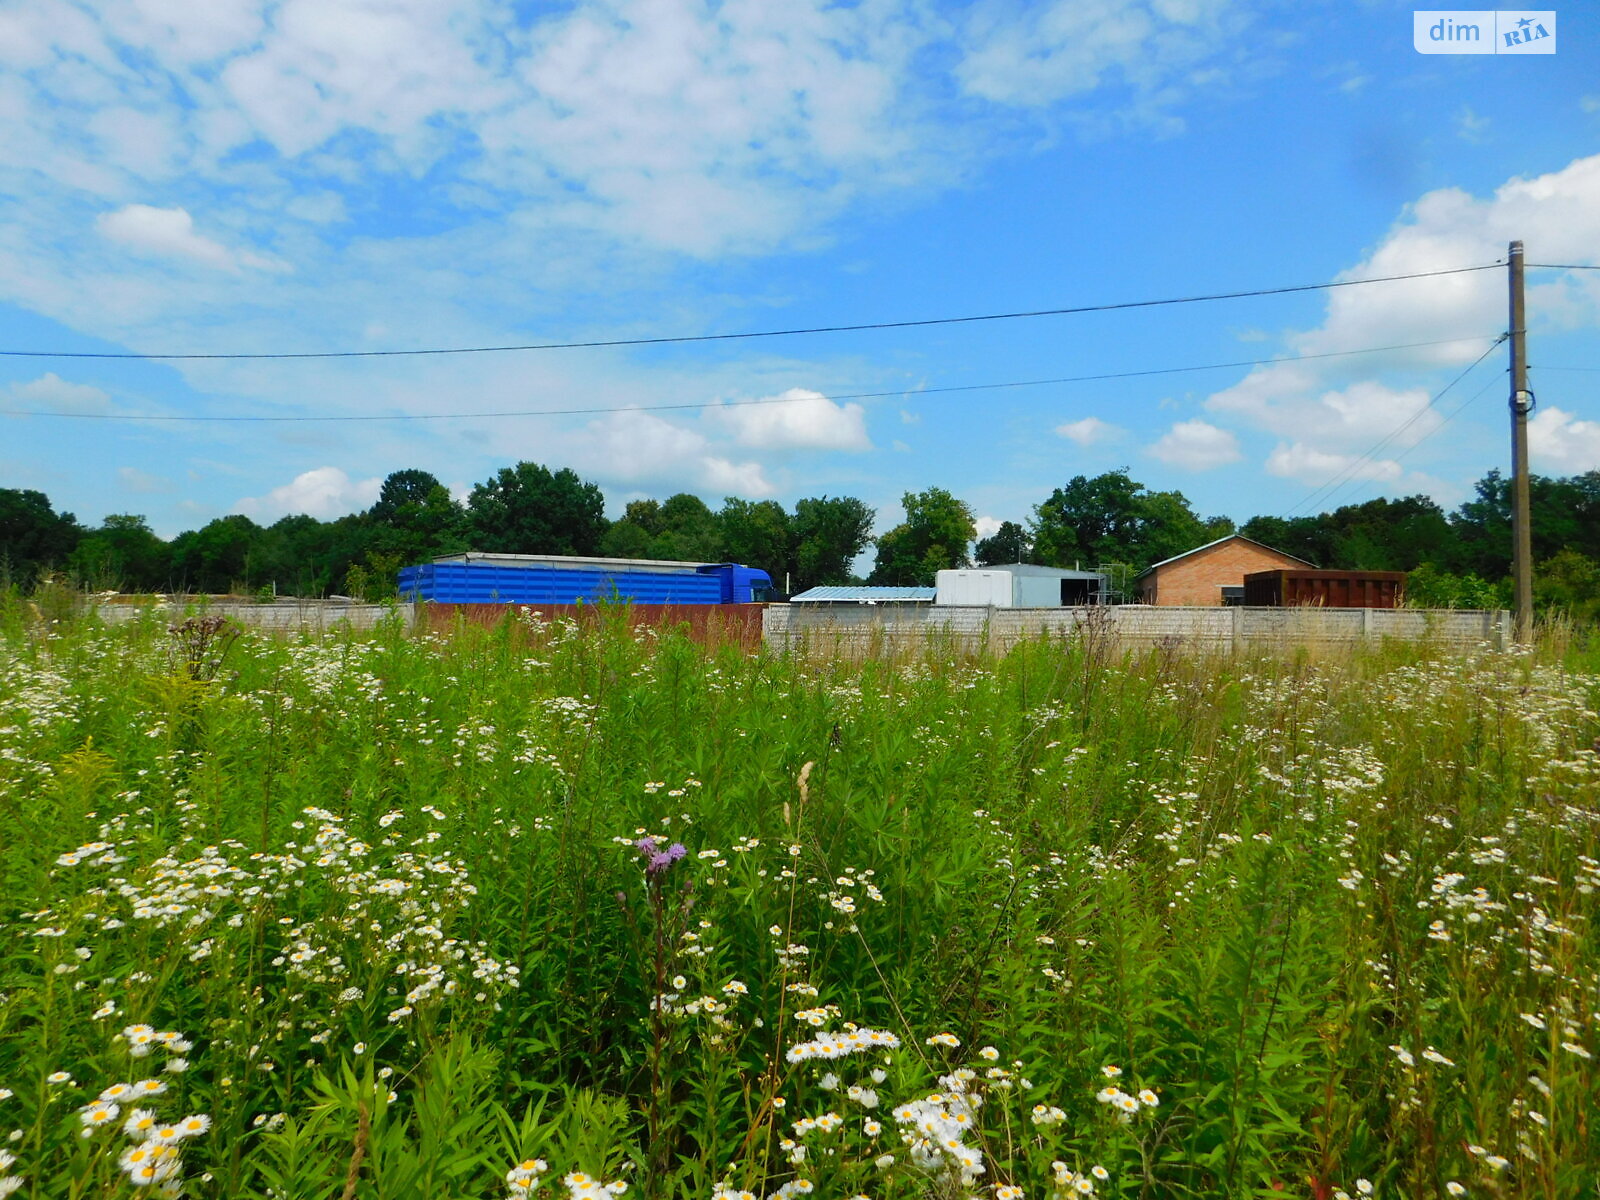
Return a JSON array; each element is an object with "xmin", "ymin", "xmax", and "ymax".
[{"xmin": 0, "ymin": 601, "xmax": 1595, "ymax": 1199}]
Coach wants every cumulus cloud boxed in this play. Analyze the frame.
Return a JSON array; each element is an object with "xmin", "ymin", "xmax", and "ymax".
[
  {"xmin": 1211, "ymin": 377, "xmax": 1440, "ymax": 448},
  {"xmin": 1528, "ymin": 405, "xmax": 1600, "ymax": 472},
  {"xmin": 1054, "ymin": 416, "xmax": 1120, "ymax": 445},
  {"xmin": 1203, "ymin": 155, "xmax": 1600, "ymax": 475},
  {"xmin": 97, "ymin": 204, "xmax": 283, "ymax": 272},
  {"xmin": 1264, "ymin": 443, "xmax": 1403, "ymax": 484},
  {"xmin": 1147, "ymin": 419, "xmax": 1242, "ymax": 470},
  {"xmin": 705, "ymin": 389, "xmax": 870, "ymax": 452},
  {"xmin": 235, "ymin": 466, "xmax": 381, "ymax": 521},
  {"xmin": 7, "ymin": 372, "xmax": 112, "ymax": 414},
  {"xmin": 566, "ymin": 410, "xmax": 774, "ymax": 496},
  {"xmin": 974, "ymin": 515, "xmax": 1004, "ymax": 539}
]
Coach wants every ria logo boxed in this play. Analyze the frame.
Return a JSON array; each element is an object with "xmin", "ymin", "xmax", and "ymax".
[{"xmin": 1413, "ymin": 10, "xmax": 1556, "ymax": 53}]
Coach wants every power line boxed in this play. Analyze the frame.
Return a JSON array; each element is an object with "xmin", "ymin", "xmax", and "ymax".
[
  {"xmin": 1526, "ymin": 262, "xmax": 1600, "ymax": 271},
  {"xmin": 0, "ymin": 334, "xmax": 1502, "ymax": 423},
  {"xmin": 1531, "ymin": 364, "xmax": 1600, "ymax": 372},
  {"xmin": 1279, "ymin": 335, "xmax": 1507, "ymax": 519},
  {"xmin": 1303, "ymin": 370, "xmax": 1504, "ymax": 516},
  {"xmin": 0, "ymin": 263, "xmax": 1504, "ymax": 362}
]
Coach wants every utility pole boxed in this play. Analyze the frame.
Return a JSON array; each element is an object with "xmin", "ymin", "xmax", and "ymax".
[{"xmin": 1507, "ymin": 240, "xmax": 1534, "ymax": 643}]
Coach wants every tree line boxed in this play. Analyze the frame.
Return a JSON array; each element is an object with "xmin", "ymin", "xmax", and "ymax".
[
  {"xmin": 0, "ymin": 465, "xmax": 874, "ymax": 600},
  {"xmin": 3, "ymin": 464, "xmax": 1598, "ymax": 616}
]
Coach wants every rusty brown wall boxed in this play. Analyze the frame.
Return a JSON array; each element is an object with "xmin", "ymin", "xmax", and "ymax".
[{"xmin": 421, "ymin": 603, "xmax": 767, "ymax": 650}]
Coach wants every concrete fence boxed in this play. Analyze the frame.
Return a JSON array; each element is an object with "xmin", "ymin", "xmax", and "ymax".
[
  {"xmin": 78, "ymin": 597, "xmax": 1511, "ymax": 653},
  {"xmin": 763, "ymin": 604, "xmax": 1511, "ymax": 655}
]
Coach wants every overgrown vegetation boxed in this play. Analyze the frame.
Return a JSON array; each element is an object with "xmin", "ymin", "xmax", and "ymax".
[{"xmin": 0, "ymin": 602, "xmax": 1596, "ymax": 1199}]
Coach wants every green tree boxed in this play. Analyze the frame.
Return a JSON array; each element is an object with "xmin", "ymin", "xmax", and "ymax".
[
  {"xmin": 467, "ymin": 463, "xmax": 607, "ymax": 556},
  {"xmin": 1534, "ymin": 549, "xmax": 1600, "ymax": 623},
  {"xmin": 622, "ymin": 499, "xmax": 665, "ymax": 537},
  {"xmin": 1447, "ymin": 469, "xmax": 1598, "ymax": 580},
  {"xmin": 597, "ymin": 520, "xmax": 658, "ymax": 560},
  {"xmin": 0, "ymin": 488, "xmax": 81, "ymax": 587},
  {"xmin": 1243, "ymin": 495, "xmax": 1454, "ymax": 572},
  {"xmin": 251, "ymin": 515, "xmax": 351, "ymax": 597},
  {"xmin": 68, "ymin": 514, "xmax": 170, "ymax": 591},
  {"xmin": 654, "ymin": 493, "xmax": 723, "ymax": 561},
  {"xmin": 870, "ymin": 487, "xmax": 976, "ymax": 586},
  {"xmin": 1032, "ymin": 470, "xmax": 1223, "ymax": 572},
  {"xmin": 718, "ymin": 498, "xmax": 791, "ymax": 581},
  {"xmin": 169, "ymin": 515, "xmax": 262, "ymax": 594},
  {"xmin": 1238, "ymin": 514, "xmax": 1334, "ymax": 569},
  {"xmin": 365, "ymin": 470, "xmax": 468, "ymax": 565},
  {"xmin": 1403, "ymin": 562, "xmax": 1508, "ymax": 610},
  {"xmin": 974, "ymin": 520, "xmax": 1031, "ymax": 566},
  {"xmin": 790, "ymin": 496, "xmax": 874, "ymax": 591}
]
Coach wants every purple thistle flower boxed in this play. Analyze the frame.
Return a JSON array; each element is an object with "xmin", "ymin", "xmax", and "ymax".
[
  {"xmin": 635, "ymin": 836, "xmax": 658, "ymax": 856},
  {"xmin": 666, "ymin": 842, "xmax": 687, "ymax": 863},
  {"xmin": 648, "ymin": 852, "xmax": 674, "ymax": 875}
]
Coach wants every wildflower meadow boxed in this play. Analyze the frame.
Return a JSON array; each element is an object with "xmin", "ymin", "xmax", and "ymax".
[{"xmin": 0, "ymin": 602, "xmax": 1596, "ymax": 1200}]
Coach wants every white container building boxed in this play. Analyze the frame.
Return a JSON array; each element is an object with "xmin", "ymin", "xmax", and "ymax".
[{"xmin": 935, "ymin": 563, "xmax": 1108, "ymax": 608}]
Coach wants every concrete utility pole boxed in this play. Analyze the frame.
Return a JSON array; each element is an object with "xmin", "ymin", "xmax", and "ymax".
[{"xmin": 1507, "ymin": 240, "xmax": 1534, "ymax": 643}]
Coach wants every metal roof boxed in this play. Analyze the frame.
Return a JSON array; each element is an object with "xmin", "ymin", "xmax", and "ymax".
[
  {"xmin": 790, "ymin": 586, "xmax": 937, "ymax": 603},
  {"xmin": 964, "ymin": 563, "xmax": 1106, "ymax": 579},
  {"xmin": 434, "ymin": 552, "xmax": 714, "ymax": 573},
  {"xmin": 1134, "ymin": 535, "xmax": 1315, "ymax": 580}
]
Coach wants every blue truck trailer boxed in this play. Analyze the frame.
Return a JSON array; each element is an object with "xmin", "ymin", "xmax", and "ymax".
[{"xmin": 397, "ymin": 553, "xmax": 774, "ymax": 605}]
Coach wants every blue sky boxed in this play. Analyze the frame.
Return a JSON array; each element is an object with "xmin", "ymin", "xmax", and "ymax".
[{"xmin": 1, "ymin": 0, "xmax": 1597, "ymax": 544}]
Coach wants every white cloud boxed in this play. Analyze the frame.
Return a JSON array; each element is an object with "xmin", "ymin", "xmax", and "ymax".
[
  {"xmin": 1054, "ymin": 415, "xmax": 1120, "ymax": 445},
  {"xmin": 974, "ymin": 515, "xmax": 1004, "ymax": 539},
  {"xmin": 1147, "ymin": 419, "xmax": 1241, "ymax": 470},
  {"xmin": 956, "ymin": 0, "xmax": 1241, "ymax": 110},
  {"xmin": 1211, "ymin": 377, "xmax": 1440, "ymax": 448},
  {"xmin": 706, "ymin": 389, "xmax": 870, "ymax": 451},
  {"xmin": 1264, "ymin": 443, "xmax": 1403, "ymax": 484},
  {"xmin": 117, "ymin": 466, "xmax": 175, "ymax": 494},
  {"xmin": 7, "ymin": 372, "xmax": 112, "ymax": 414},
  {"xmin": 1528, "ymin": 405, "xmax": 1600, "ymax": 472},
  {"xmin": 565, "ymin": 409, "xmax": 775, "ymax": 497},
  {"xmin": 1204, "ymin": 155, "xmax": 1600, "ymax": 472},
  {"xmin": 700, "ymin": 456, "xmax": 774, "ymax": 496},
  {"xmin": 0, "ymin": 0, "xmax": 1258, "ymax": 270},
  {"xmin": 97, "ymin": 204, "xmax": 284, "ymax": 272},
  {"xmin": 235, "ymin": 466, "xmax": 381, "ymax": 521}
]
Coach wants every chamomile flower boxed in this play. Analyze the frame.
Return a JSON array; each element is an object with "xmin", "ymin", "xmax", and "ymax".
[
  {"xmin": 79, "ymin": 1103, "xmax": 119, "ymax": 1129},
  {"xmin": 123, "ymin": 1109, "xmax": 159, "ymax": 1139}
]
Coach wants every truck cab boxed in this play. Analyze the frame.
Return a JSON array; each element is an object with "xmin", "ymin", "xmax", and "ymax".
[{"xmin": 697, "ymin": 563, "xmax": 774, "ymax": 603}]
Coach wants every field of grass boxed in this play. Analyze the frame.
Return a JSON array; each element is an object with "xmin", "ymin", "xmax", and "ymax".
[{"xmin": 0, "ymin": 604, "xmax": 1596, "ymax": 1200}]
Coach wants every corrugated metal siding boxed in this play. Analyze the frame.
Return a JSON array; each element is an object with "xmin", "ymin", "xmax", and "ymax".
[
  {"xmin": 790, "ymin": 586, "xmax": 937, "ymax": 602},
  {"xmin": 398, "ymin": 563, "xmax": 722, "ymax": 605},
  {"xmin": 425, "ymin": 603, "xmax": 766, "ymax": 649},
  {"xmin": 1243, "ymin": 570, "xmax": 1406, "ymax": 609}
]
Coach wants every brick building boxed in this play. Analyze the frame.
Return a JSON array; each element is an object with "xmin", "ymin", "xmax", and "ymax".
[{"xmin": 1136, "ymin": 535, "xmax": 1312, "ymax": 606}]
